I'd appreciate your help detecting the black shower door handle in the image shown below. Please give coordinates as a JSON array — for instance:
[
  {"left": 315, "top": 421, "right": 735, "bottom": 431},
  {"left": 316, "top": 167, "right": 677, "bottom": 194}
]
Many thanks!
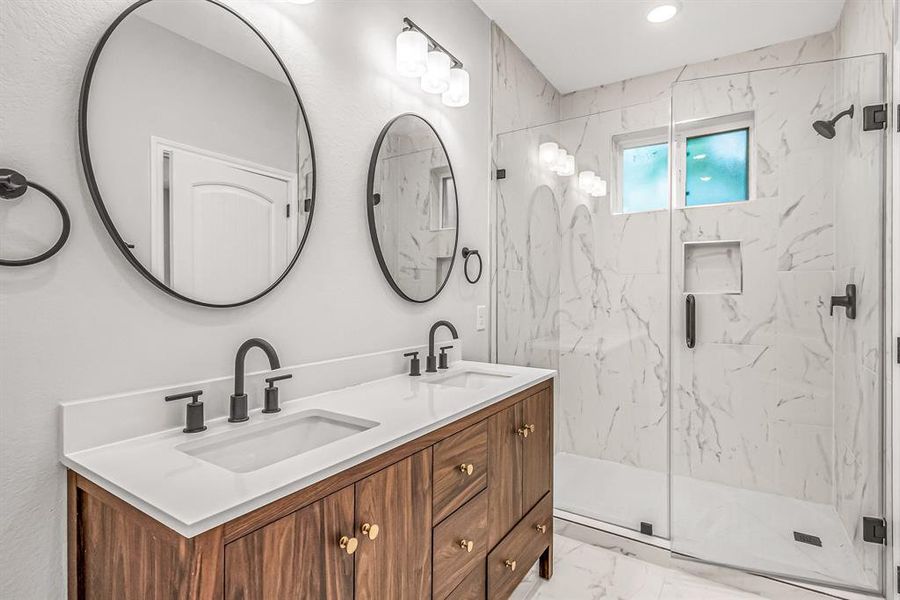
[{"left": 686, "top": 294, "right": 696, "bottom": 349}]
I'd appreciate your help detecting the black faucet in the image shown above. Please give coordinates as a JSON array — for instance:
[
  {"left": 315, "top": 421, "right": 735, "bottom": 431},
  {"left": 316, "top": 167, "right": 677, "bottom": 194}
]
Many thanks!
[
  {"left": 230, "top": 338, "right": 282, "bottom": 423},
  {"left": 830, "top": 284, "right": 857, "bottom": 319},
  {"left": 426, "top": 320, "right": 459, "bottom": 373}
]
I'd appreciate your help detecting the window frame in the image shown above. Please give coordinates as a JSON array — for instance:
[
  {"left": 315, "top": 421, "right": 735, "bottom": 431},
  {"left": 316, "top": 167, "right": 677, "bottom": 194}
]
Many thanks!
[
  {"left": 611, "top": 126, "right": 670, "bottom": 215},
  {"left": 673, "top": 112, "right": 755, "bottom": 210}
]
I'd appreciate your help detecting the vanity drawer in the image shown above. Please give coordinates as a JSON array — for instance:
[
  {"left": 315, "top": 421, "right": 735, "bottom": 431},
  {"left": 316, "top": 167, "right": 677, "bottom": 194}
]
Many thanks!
[
  {"left": 433, "top": 490, "right": 488, "bottom": 600},
  {"left": 486, "top": 492, "right": 552, "bottom": 599},
  {"left": 446, "top": 562, "right": 486, "bottom": 600},
  {"left": 433, "top": 420, "right": 488, "bottom": 524}
]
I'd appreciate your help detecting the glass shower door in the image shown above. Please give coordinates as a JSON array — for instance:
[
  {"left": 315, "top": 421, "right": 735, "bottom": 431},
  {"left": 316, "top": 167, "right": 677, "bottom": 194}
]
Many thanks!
[{"left": 669, "top": 54, "right": 885, "bottom": 593}]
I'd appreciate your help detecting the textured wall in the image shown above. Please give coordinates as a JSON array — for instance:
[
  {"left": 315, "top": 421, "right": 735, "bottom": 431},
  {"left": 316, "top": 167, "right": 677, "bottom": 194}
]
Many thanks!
[{"left": 0, "top": 1, "right": 491, "bottom": 598}]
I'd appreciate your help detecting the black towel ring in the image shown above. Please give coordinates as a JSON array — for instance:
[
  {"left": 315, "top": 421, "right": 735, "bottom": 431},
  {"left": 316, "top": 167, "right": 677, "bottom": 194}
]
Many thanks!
[
  {"left": 461, "top": 247, "right": 482, "bottom": 284},
  {"left": 0, "top": 168, "right": 71, "bottom": 267}
]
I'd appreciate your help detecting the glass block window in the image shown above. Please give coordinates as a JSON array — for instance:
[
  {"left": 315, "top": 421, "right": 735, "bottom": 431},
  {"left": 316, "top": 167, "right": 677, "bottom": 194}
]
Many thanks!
[
  {"left": 684, "top": 128, "right": 749, "bottom": 207},
  {"left": 621, "top": 142, "right": 668, "bottom": 213}
]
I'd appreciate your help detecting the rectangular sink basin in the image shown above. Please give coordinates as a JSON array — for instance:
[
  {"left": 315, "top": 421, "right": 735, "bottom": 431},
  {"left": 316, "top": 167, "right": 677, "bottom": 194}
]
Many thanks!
[
  {"left": 177, "top": 410, "right": 378, "bottom": 473},
  {"left": 427, "top": 370, "right": 513, "bottom": 389}
]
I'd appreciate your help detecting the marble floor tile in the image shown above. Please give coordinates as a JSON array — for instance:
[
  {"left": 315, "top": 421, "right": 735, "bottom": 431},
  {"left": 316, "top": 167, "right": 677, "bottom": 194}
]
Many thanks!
[{"left": 510, "top": 534, "right": 767, "bottom": 600}]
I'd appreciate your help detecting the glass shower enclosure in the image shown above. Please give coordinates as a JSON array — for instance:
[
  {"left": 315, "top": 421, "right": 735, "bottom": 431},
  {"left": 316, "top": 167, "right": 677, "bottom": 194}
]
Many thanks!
[{"left": 493, "top": 54, "right": 886, "bottom": 594}]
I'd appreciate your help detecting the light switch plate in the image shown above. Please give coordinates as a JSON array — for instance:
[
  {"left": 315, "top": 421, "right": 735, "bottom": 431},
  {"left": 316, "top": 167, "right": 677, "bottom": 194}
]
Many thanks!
[{"left": 475, "top": 305, "right": 486, "bottom": 331}]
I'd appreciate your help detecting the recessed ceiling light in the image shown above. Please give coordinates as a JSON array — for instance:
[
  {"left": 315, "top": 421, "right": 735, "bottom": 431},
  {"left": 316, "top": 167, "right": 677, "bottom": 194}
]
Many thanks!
[{"left": 647, "top": 4, "right": 678, "bottom": 23}]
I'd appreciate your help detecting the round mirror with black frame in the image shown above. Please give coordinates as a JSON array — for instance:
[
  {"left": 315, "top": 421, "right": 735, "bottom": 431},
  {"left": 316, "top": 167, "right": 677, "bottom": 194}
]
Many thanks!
[
  {"left": 367, "top": 114, "right": 459, "bottom": 303},
  {"left": 79, "top": 0, "right": 315, "bottom": 308}
]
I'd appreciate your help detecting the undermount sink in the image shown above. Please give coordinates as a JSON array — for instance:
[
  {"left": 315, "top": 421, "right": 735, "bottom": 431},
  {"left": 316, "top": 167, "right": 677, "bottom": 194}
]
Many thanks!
[
  {"left": 426, "top": 370, "right": 513, "bottom": 389},
  {"left": 177, "top": 410, "right": 378, "bottom": 473}
]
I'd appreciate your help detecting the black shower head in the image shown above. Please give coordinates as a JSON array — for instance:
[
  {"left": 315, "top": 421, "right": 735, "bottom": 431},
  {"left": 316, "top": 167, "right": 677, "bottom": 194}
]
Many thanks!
[{"left": 813, "top": 105, "right": 854, "bottom": 139}]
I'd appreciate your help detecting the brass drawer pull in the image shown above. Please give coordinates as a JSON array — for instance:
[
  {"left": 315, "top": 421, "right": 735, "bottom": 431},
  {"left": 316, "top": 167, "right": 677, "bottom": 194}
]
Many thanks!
[
  {"left": 338, "top": 535, "right": 358, "bottom": 555},
  {"left": 459, "top": 463, "right": 474, "bottom": 475},
  {"left": 504, "top": 559, "right": 517, "bottom": 571},
  {"left": 516, "top": 424, "right": 535, "bottom": 438},
  {"left": 535, "top": 523, "right": 547, "bottom": 534},
  {"left": 459, "top": 539, "right": 474, "bottom": 553},
  {"left": 361, "top": 522, "right": 380, "bottom": 540}
]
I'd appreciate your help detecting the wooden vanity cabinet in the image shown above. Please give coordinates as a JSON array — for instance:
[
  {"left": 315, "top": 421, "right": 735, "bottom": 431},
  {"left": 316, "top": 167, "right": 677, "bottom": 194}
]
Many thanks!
[{"left": 68, "top": 379, "right": 553, "bottom": 600}]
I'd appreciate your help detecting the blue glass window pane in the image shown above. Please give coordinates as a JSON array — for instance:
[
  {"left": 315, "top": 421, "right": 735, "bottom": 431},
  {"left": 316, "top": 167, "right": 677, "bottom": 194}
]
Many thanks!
[
  {"left": 685, "top": 128, "right": 749, "bottom": 206},
  {"left": 622, "top": 142, "right": 668, "bottom": 213}
]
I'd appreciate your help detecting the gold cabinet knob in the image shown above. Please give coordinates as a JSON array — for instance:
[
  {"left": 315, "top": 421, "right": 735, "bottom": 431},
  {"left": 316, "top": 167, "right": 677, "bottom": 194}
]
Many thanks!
[
  {"left": 361, "top": 522, "right": 380, "bottom": 540},
  {"left": 459, "top": 463, "right": 474, "bottom": 476},
  {"left": 535, "top": 524, "right": 547, "bottom": 534},
  {"left": 459, "top": 539, "right": 474, "bottom": 553},
  {"left": 339, "top": 536, "right": 358, "bottom": 555},
  {"left": 516, "top": 424, "right": 534, "bottom": 438},
  {"left": 504, "top": 559, "right": 517, "bottom": 571}
]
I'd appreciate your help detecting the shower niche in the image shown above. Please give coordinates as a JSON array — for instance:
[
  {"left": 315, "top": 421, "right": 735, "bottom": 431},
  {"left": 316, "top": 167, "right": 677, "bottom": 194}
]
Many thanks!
[
  {"left": 493, "top": 52, "right": 886, "bottom": 595},
  {"left": 682, "top": 240, "right": 742, "bottom": 295}
]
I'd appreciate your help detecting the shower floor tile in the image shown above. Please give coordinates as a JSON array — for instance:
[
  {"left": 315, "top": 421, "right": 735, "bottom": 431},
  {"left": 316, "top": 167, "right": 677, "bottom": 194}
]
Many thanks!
[
  {"left": 510, "top": 534, "right": 768, "bottom": 600},
  {"left": 554, "top": 453, "right": 874, "bottom": 592}
]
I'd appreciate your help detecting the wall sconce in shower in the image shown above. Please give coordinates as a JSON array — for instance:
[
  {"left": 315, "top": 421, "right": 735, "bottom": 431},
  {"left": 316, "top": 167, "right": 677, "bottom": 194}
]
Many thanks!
[{"left": 396, "top": 17, "right": 469, "bottom": 107}]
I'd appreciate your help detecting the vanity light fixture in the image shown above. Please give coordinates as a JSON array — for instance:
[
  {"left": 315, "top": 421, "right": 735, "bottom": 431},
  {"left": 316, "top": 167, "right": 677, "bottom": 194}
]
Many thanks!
[
  {"left": 578, "top": 170, "right": 596, "bottom": 191},
  {"left": 552, "top": 148, "right": 569, "bottom": 173},
  {"left": 646, "top": 3, "right": 679, "bottom": 23},
  {"left": 398, "top": 17, "right": 469, "bottom": 107},
  {"left": 590, "top": 178, "right": 608, "bottom": 198},
  {"left": 559, "top": 154, "right": 576, "bottom": 177}
]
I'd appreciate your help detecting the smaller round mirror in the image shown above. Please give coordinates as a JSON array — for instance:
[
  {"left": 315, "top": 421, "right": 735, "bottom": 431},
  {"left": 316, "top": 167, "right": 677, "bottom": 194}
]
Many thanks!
[{"left": 367, "top": 114, "right": 459, "bottom": 303}]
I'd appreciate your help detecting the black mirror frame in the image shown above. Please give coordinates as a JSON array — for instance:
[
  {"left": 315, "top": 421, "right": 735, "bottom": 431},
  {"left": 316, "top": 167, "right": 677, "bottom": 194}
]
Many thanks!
[
  {"left": 78, "top": 0, "right": 317, "bottom": 308},
  {"left": 366, "top": 113, "right": 459, "bottom": 304}
]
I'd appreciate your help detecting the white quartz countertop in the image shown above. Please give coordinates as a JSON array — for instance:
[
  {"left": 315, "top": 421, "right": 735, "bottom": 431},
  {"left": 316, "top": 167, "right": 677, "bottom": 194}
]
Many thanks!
[{"left": 62, "top": 361, "right": 554, "bottom": 538}]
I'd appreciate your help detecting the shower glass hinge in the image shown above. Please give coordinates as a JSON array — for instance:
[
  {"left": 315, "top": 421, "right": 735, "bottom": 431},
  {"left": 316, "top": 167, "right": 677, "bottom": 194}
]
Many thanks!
[
  {"left": 496, "top": 168, "right": 506, "bottom": 180},
  {"left": 863, "top": 516, "right": 886, "bottom": 544},
  {"left": 863, "top": 104, "right": 887, "bottom": 131}
]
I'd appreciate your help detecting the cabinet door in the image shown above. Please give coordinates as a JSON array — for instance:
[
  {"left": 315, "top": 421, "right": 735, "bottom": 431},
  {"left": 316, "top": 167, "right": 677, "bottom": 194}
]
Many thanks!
[
  {"left": 522, "top": 389, "right": 552, "bottom": 513},
  {"left": 224, "top": 486, "right": 355, "bottom": 600},
  {"left": 487, "top": 403, "right": 523, "bottom": 548},
  {"left": 355, "top": 449, "right": 432, "bottom": 600}
]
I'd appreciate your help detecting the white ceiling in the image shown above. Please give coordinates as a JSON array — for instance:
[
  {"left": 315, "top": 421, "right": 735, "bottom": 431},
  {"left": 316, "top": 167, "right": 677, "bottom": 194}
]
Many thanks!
[{"left": 474, "top": 0, "right": 846, "bottom": 94}]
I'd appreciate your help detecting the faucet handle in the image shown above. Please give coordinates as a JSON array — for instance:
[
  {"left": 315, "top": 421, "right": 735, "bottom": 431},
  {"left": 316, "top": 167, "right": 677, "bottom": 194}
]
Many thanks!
[
  {"left": 403, "top": 352, "right": 421, "bottom": 377},
  {"left": 265, "top": 373, "right": 293, "bottom": 385},
  {"left": 263, "top": 374, "right": 292, "bottom": 414},
  {"left": 165, "top": 390, "right": 206, "bottom": 434},
  {"left": 438, "top": 345, "right": 453, "bottom": 370}
]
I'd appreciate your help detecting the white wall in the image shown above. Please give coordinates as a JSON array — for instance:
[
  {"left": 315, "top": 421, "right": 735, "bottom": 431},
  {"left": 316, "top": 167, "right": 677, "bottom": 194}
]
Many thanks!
[{"left": 0, "top": 1, "right": 491, "bottom": 598}]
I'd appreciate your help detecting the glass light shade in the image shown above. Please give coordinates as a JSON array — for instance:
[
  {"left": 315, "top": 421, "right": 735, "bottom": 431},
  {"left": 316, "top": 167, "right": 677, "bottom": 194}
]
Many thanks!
[
  {"left": 590, "top": 177, "right": 608, "bottom": 197},
  {"left": 553, "top": 148, "right": 568, "bottom": 173},
  {"left": 578, "top": 170, "right": 596, "bottom": 191},
  {"left": 539, "top": 142, "right": 559, "bottom": 167},
  {"left": 421, "top": 51, "right": 452, "bottom": 94},
  {"left": 559, "top": 155, "right": 576, "bottom": 177},
  {"left": 396, "top": 30, "right": 428, "bottom": 78},
  {"left": 442, "top": 67, "right": 470, "bottom": 107}
]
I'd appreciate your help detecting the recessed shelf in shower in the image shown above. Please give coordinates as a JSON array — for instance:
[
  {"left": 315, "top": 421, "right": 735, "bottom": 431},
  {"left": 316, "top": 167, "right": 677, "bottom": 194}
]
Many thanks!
[{"left": 683, "top": 240, "right": 742, "bottom": 295}]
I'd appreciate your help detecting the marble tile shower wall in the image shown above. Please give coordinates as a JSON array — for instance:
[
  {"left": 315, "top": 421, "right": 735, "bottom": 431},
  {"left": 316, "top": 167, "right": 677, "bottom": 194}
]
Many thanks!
[{"left": 670, "top": 63, "right": 838, "bottom": 505}]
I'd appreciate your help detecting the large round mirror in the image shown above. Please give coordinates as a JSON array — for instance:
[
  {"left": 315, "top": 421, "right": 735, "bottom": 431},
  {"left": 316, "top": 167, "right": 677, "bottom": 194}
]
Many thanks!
[
  {"left": 367, "top": 114, "right": 459, "bottom": 303},
  {"left": 80, "top": 0, "right": 315, "bottom": 307}
]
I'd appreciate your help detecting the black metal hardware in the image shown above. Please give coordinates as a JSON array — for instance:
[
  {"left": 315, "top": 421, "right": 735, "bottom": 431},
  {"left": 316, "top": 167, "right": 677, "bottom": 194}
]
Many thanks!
[
  {"left": 793, "top": 531, "right": 822, "bottom": 547},
  {"left": 303, "top": 198, "right": 312, "bottom": 213},
  {"left": 401, "top": 17, "right": 463, "bottom": 69},
  {"left": 685, "top": 294, "right": 696, "bottom": 349},
  {"left": 863, "top": 104, "right": 887, "bottom": 131},
  {"left": 372, "top": 193, "right": 381, "bottom": 207},
  {"left": 263, "top": 373, "right": 292, "bottom": 414},
  {"left": 79, "top": 0, "right": 316, "bottom": 308},
  {"left": 830, "top": 283, "right": 857, "bottom": 319},
  {"left": 462, "top": 247, "right": 482, "bottom": 284},
  {"left": 230, "top": 338, "right": 281, "bottom": 423},
  {"left": 496, "top": 169, "right": 506, "bottom": 180},
  {"left": 897, "top": 104, "right": 899, "bottom": 133},
  {"left": 426, "top": 321, "right": 459, "bottom": 373},
  {"left": 863, "top": 516, "right": 886, "bottom": 544},
  {"left": 640, "top": 522, "right": 653, "bottom": 536},
  {"left": 367, "top": 114, "right": 458, "bottom": 304},
  {"left": 438, "top": 345, "right": 453, "bottom": 369},
  {"left": 0, "top": 168, "right": 71, "bottom": 267},
  {"left": 285, "top": 204, "right": 290, "bottom": 218},
  {"left": 404, "top": 351, "right": 421, "bottom": 377},
  {"left": 165, "top": 390, "right": 206, "bottom": 434},
  {"left": 896, "top": 337, "right": 899, "bottom": 364}
]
